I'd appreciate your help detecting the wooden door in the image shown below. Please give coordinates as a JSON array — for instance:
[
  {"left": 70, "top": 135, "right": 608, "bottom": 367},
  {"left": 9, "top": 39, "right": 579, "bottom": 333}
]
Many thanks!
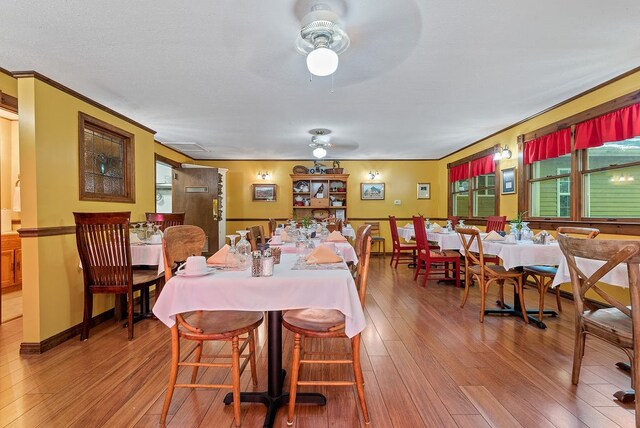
[
  {"left": 1, "top": 249, "right": 14, "bottom": 287},
  {"left": 172, "top": 167, "right": 220, "bottom": 255}
]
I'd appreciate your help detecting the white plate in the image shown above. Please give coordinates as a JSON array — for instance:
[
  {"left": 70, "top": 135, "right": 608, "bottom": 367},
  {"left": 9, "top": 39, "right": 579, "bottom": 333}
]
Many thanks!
[{"left": 176, "top": 267, "right": 217, "bottom": 277}]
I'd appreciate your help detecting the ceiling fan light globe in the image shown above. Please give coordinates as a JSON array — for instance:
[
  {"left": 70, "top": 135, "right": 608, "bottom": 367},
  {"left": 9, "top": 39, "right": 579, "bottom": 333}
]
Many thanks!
[
  {"left": 313, "top": 147, "right": 327, "bottom": 158},
  {"left": 307, "top": 48, "right": 339, "bottom": 76}
]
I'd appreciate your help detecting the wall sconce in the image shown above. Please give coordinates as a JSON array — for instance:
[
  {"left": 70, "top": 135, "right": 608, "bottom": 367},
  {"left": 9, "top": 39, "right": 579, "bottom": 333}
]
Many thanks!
[
  {"left": 257, "top": 171, "right": 271, "bottom": 180},
  {"left": 493, "top": 145, "right": 512, "bottom": 160},
  {"left": 368, "top": 170, "right": 380, "bottom": 180}
]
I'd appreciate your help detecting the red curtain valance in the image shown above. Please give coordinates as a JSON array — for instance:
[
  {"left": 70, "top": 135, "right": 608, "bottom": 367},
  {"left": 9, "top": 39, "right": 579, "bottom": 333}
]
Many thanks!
[
  {"left": 524, "top": 128, "right": 571, "bottom": 165},
  {"left": 449, "top": 163, "right": 469, "bottom": 183},
  {"left": 470, "top": 155, "right": 495, "bottom": 178},
  {"left": 574, "top": 103, "right": 640, "bottom": 150}
]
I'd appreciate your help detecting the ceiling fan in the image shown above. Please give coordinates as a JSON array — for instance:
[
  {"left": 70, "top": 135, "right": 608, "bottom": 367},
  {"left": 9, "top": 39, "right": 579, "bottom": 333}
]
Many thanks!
[{"left": 308, "top": 128, "right": 333, "bottom": 158}]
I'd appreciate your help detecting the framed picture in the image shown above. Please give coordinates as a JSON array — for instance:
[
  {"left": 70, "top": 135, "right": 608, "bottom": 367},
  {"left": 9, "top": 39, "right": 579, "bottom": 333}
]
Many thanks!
[
  {"left": 417, "top": 183, "right": 431, "bottom": 199},
  {"left": 335, "top": 209, "right": 346, "bottom": 221},
  {"left": 252, "top": 184, "right": 276, "bottom": 201},
  {"left": 361, "top": 183, "right": 385, "bottom": 200},
  {"left": 501, "top": 168, "right": 516, "bottom": 194}
]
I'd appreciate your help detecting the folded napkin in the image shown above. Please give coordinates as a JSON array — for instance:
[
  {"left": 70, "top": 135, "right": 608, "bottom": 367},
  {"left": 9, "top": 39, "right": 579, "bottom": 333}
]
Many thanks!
[
  {"left": 326, "top": 230, "right": 347, "bottom": 242},
  {"left": 280, "top": 230, "right": 290, "bottom": 242},
  {"left": 484, "top": 230, "right": 505, "bottom": 241},
  {"left": 306, "top": 245, "right": 342, "bottom": 264},
  {"left": 431, "top": 222, "right": 441, "bottom": 228},
  {"left": 130, "top": 232, "right": 142, "bottom": 244},
  {"left": 432, "top": 226, "right": 442, "bottom": 233},
  {"left": 404, "top": 223, "right": 413, "bottom": 228},
  {"left": 471, "top": 225, "right": 481, "bottom": 231},
  {"left": 207, "top": 244, "right": 229, "bottom": 265}
]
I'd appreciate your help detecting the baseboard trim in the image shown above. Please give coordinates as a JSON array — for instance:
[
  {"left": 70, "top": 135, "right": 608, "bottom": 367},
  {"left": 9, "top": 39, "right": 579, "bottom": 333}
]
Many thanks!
[{"left": 20, "top": 308, "right": 115, "bottom": 355}]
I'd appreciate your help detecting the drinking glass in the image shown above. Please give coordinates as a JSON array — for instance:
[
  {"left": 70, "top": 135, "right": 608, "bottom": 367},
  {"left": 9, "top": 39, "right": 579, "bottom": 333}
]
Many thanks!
[
  {"left": 235, "top": 230, "right": 251, "bottom": 270},
  {"left": 225, "top": 234, "right": 240, "bottom": 269}
]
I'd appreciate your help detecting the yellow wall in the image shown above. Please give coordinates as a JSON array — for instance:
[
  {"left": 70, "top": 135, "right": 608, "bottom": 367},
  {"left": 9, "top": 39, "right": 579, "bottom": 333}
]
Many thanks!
[
  {"left": 17, "top": 76, "right": 157, "bottom": 342},
  {"left": 196, "top": 159, "right": 441, "bottom": 246},
  {"left": 0, "top": 70, "right": 18, "bottom": 97}
]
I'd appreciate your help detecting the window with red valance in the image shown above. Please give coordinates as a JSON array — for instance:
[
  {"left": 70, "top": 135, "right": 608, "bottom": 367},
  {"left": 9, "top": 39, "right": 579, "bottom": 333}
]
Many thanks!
[
  {"left": 522, "top": 99, "right": 640, "bottom": 221},
  {"left": 448, "top": 152, "right": 498, "bottom": 218}
]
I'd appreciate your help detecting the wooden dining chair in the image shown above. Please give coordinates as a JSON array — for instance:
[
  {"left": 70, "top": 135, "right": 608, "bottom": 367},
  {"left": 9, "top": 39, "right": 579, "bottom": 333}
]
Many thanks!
[
  {"left": 268, "top": 218, "right": 277, "bottom": 237},
  {"left": 283, "top": 227, "right": 372, "bottom": 426},
  {"left": 523, "top": 227, "right": 600, "bottom": 322},
  {"left": 485, "top": 215, "right": 507, "bottom": 232},
  {"left": 247, "top": 225, "right": 267, "bottom": 251},
  {"left": 557, "top": 234, "right": 640, "bottom": 423},
  {"left": 388, "top": 216, "right": 417, "bottom": 268},
  {"left": 74, "top": 212, "right": 159, "bottom": 340},
  {"left": 457, "top": 227, "right": 527, "bottom": 323},
  {"left": 364, "top": 221, "right": 386, "bottom": 256},
  {"left": 145, "top": 212, "right": 185, "bottom": 231},
  {"left": 413, "top": 216, "right": 460, "bottom": 287},
  {"left": 159, "top": 225, "right": 263, "bottom": 428}
]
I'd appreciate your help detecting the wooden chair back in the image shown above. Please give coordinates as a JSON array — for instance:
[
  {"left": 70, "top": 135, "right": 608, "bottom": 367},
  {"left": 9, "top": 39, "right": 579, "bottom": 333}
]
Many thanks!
[
  {"left": 448, "top": 216, "right": 459, "bottom": 226},
  {"left": 388, "top": 216, "right": 401, "bottom": 247},
  {"left": 162, "top": 225, "right": 206, "bottom": 282},
  {"left": 268, "top": 218, "right": 277, "bottom": 237},
  {"left": 354, "top": 224, "right": 372, "bottom": 260},
  {"left": 412, "top": 215, "right": 428, "bottom": 253},
  {"left": 486, "top": 216, "right": 506, "bottom": 232},
  {"left": 364, "top": 221, "right": 380, "bottom": 235},
  {"left": 558, "top": 235, "right": 640, "bottom": 320},
  {"left": 74, "top": 212, "right": 133, "bottom": 293},
  {"left": 247, "top": 225, "right": 266, "bottom": 251},
  {"left": 557, "top": 226, "right": 600, "bottom": 239},
  {"left": 457, "top": 227, "right": 502, "bottom": 275},
  {"left": 355, "top": 236, "right": 373, "bottom": 307},
  {"left": 145, "top": 212, "right": 185, "bottom": 231}
]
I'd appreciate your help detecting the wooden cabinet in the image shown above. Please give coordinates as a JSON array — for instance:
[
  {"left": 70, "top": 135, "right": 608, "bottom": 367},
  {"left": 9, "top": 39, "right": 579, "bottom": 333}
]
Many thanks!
[
  {"left": 290, "top": 174, "right": 349, "bottom": 221},
  {"left": 1, "top": 234, "right": 21, "bottom": 291}
]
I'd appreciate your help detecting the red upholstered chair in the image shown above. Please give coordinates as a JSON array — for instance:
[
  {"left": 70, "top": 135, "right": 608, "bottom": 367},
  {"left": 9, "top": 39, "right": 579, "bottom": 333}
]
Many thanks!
[
  {"left": 413, "top": 216, "right": 460, "bottom": 288},
  {"left": 447, "top": 216, "right": 459, "bottom": 226},
  {"left": 389, "top": 216, "right": 417, "bottom": 268},
  {"left": 485, "top": 216, "right": 507, "bottom": 232}
]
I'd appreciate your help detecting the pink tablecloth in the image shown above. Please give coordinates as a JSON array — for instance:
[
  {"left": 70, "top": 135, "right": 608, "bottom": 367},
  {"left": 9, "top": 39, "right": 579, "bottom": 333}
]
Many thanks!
[
  {"left": 153, "top": 253, "right": 366, "bottom": 338},
  {"left": 130, "top": 243, "right": 165, "bottom": 275}
]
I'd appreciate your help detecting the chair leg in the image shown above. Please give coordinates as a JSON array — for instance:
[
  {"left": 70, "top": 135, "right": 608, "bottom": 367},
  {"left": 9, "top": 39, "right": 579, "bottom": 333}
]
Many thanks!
[
  {"left": 480, "top": 277, "right": 488, "bottom": 323},
  {"left": 555, "top": 284, "right": 563, "bottom": 313},
  {"left": 454, "top": 260, "right": 460, "bottom": 288},
  {"left": 160, "top": 326, "right": 180, "bottom": 425},
  {"left": 389, "top": 249, "right": 395, "bottom": 266},
  {"left": 231, "top": 336, "right": 241, "bottom": 427},
  {"left": 421, "top": 263, "right": 430, "bottom": 287},
  {"left": 516, "top": 278, "right": 528, "bottom": 324},
  {"left": 460, "top": 270, "right": 471, "bottom": 308},
  {"left": 81, "top": 291, "right": 93, "bottom": 340},
  {"left": 537, "top": 276, "right": 546, "bottom": 321},
  {"left": 351, "top": 334, "right": 370, "bottom": 424},
  {"left": 127, "top": 291, "right": 134, "bottom": 340},
  {"left": 249, "top": 330, "right": 258, "bottom": 386},
  {"left": 572, "top": 328, "right": 586, "bottom": 385},
  {"left": 190, "top": 341, "right": 203, "bottom": 383},
  {"left": 413, "top": 259, "right": 421, "bottom": 281},
  {"left": 287, "top": 334, "right": 303, "bottom": 426}
]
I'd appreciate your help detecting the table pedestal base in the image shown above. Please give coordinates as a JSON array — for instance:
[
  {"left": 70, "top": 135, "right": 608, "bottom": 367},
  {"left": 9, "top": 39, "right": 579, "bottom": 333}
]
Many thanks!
[
  {"left": 613, "top": 362, "right": 635, "bottom": 403},
  {"left": 485, "top": 300, "right": 557, "bottom": 329},
  {"left": 224, "top": 388, "right": 326, "bottom": 428}
]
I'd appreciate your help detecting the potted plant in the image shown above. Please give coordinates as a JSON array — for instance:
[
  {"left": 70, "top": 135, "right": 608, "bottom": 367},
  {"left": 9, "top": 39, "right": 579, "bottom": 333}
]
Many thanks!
[{"left": 509, "top": 211, "right": 528, "bottom": 240}]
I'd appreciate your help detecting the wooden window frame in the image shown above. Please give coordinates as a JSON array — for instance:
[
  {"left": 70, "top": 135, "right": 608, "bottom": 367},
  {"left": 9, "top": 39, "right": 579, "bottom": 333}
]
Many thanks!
[
  {"left": 79, "top": 112, "right": 135, "bottom": 203},
  {"left": 517, "top": 90, "right": 640, "bottom": 234},
  {"left": 447, "top": 146, "right": 500, "bottom": 222}
]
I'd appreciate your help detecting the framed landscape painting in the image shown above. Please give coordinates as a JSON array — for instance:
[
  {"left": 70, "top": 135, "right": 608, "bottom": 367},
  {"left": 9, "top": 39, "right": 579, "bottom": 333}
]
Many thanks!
[
  {"left": 361, "top": 183, "right": 385, "bottom": 200},
  {"left": 252, "top": 184, "right": 276, "bottom": 201}
]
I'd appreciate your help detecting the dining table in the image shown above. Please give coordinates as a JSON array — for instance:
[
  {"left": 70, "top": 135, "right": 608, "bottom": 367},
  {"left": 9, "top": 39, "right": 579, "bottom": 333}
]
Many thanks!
[
  {"left": 461, "top": 238, "right": 564, "bottom": 328},
  {"left": 275, "top": 239, "right": 358, "bottom": 264},
  {"left": 152, "top": 252, "right": 365, "bottom": 428}
]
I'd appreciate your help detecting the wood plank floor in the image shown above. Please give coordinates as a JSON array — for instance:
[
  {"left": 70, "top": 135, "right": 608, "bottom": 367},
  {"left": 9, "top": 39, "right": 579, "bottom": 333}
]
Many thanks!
[{"left": 0, "top": 256, "right": 636, "bottom": 427}]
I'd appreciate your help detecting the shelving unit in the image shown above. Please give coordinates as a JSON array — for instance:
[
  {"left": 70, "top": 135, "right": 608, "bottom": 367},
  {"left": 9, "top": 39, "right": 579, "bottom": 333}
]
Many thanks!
[{"left": 290, "top": 174, "right": 349, "bottom": 221}]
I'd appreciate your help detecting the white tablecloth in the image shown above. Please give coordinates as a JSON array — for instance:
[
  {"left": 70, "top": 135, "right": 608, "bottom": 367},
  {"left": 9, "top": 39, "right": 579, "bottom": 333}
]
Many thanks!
[
  {"left": 461, "top": 240, "right": 563, "bottom": 270},
  {"left": 552, "top": 257, "right": 630, "bottom": 288},
  {"left": 427, "top": 231, "right": 468, "bottom": 250},
  {"left": 342, "top": 225, "right": 355, "bottom": 239},
  {"left": 131, "top": 243, "right": 165, "bottom": 275},
  {"left": 276, "top": 241, "right": 358, "bottom": 264},
  {"left": 153, "top": 253, "right": 366, "bottom": 338}
]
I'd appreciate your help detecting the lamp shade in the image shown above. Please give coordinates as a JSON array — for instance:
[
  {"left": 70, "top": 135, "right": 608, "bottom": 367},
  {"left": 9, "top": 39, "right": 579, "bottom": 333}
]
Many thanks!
[
  {"left": 313, "top": 147, "right": 327, "bottom": 158},
  {"left": 306, "top": 47, "right": 339, "bottom": 77}
]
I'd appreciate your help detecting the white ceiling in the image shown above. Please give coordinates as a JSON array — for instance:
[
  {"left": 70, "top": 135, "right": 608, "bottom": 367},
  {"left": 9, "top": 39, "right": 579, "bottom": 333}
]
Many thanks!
[{"left": 1, "top": 1, "right": 639, "bottom": 160}]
